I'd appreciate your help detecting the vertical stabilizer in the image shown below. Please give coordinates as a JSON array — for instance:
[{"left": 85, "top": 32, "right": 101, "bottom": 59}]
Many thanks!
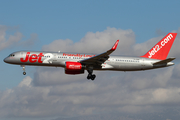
[{"left": 141, "top": 33, "right": 177, "bottom": 60}]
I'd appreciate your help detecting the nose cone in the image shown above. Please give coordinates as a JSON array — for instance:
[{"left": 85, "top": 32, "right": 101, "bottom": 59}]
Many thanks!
[
  {"left": 4, "top": 57, "right": 8, "bottom": 63},
  {"left": 4, "top": 57, "right": 10, "bottom": 63}
]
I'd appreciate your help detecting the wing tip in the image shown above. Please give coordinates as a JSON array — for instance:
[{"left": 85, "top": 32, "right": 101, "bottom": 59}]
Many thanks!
[{"left": 110, "top": 40, "right": 119, "bottom": 51}]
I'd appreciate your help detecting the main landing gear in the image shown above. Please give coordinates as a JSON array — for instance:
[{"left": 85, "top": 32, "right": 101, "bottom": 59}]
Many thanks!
[
  {"left": 87, "top": 66, "right": 96, "bottom": 81},
  {"left": 21, "top": 65, "right": 26, "bottom": 75},
  {"left": 87, "top": 74, "right": 96, "bottom": 80}
]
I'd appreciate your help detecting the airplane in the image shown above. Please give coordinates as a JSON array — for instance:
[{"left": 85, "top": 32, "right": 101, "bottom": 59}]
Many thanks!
[{"left": 4, "top": 33, "right": 177, "bottom": 80}]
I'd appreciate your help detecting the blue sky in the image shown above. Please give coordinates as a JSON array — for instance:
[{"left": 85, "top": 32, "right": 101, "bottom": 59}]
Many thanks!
[
  {"left": 0, "top": 0, "right": 180, "bottom": 120},
  {"left": 1, "top": 0, "right": 179, "bottom": 43}
]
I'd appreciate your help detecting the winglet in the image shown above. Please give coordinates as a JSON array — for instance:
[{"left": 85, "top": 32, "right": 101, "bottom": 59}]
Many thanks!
[{"left": 111, "top": 40, "right": 119, "bottom": 51}]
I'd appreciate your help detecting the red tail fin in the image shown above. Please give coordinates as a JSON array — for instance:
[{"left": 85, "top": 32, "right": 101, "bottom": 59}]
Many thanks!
[{"left": 141, "top": 33, "right": 177, "bottom": 60}]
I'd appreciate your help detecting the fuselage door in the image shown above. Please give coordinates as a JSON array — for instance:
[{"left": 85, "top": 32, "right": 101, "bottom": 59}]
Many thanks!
[
  {"left": 111, "top": 58, "right": 115, "bottom": 64},
  {"left": 52, "top": 53, "right": 58, "bottom": 64},
  {"left": 21, "top": 52, "right": 23, "bottom": 57},
  {"left": 141, "top": 58, "right": 145, "bottom": 70},
  {"left": 53, "top": 54, "right": 57, "bottom": 60}
]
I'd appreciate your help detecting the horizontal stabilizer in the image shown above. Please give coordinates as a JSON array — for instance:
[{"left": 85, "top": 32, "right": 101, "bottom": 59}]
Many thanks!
[{"left": 153, "top": 57, "right": 175, "bottom": 65}]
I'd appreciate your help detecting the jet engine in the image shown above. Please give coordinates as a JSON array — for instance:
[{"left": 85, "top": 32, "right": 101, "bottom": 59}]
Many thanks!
[{"left": 65, "top": 61, "right": 85, "bottom": 74}]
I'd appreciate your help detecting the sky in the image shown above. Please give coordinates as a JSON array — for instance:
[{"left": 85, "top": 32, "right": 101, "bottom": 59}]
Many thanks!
[{"left": 0, "top": 0, "right": 180, "bottom": 120}]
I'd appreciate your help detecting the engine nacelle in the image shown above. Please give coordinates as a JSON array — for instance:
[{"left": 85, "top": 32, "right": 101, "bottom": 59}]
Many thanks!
[{"left": 65, "top": 61, "right": 84, "bottom": 74}]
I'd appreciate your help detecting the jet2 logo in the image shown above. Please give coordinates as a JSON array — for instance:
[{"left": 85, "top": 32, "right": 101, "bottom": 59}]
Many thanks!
[
  {"left": 20, "top": 52, "right": 44, "bottom": 63},
  {"left": 148, "top": 34, "right": 173, "bottom": 58}
]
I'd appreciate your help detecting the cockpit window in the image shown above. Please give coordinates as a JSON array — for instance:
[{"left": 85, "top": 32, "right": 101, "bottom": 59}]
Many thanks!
[{"left": 9, "top": 54, "right": 15, "bottom": 57}]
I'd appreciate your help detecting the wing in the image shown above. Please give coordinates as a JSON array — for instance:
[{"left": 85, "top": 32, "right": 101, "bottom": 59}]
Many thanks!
[{"left": 80, "top": 40, "right": 119, "bottom": 66}]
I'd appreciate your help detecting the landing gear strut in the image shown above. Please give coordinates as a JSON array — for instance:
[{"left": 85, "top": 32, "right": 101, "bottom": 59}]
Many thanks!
[
  {"left": 87, "top": 66, "right": 96, "bottom": 80},
  {"left": 21, "top": 65, "right": 26, "bottom": 75}
]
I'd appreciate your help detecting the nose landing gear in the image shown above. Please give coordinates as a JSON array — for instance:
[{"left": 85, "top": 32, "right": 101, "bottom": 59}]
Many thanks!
[
  {"left": 23, "top": 71, "right": 26, "bottom": 75},
  {"left": 21, "top": 65, "right": 26, "bottom": 75}
]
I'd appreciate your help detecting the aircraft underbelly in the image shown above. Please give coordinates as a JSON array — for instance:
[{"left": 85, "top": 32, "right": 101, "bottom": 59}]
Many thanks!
[
  {"left": 117, "top": 63, "right": 143, "bottom": 71},
  {"left": 101, "top": 62, "right": 153, "bottom": 71}
]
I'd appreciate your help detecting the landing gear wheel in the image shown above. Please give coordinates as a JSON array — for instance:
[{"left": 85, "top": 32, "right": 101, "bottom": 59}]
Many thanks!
[
  {"left": 23, "top": 72, "right": 26, "bottom": 75},
  {"left": 87, "top": 74, "right": 91, "bottom": 80},
  {"left": 91, "top": 74, "right": 96, "bottom": 81},
  {"left": 87, "top": 74, "right": 96, "bottom": 80},
  {"left": 21, "top": 65, "right": 26, "bottom": 75},
  {"left": 87, "top": 66, "right": 96, "bottom": 80}
]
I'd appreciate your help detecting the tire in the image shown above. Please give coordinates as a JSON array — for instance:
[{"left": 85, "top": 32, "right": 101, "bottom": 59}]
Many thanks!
[
  {"left": 87, "top": 74, "right": 91, "bottom": 79},
  {"left": 91, "top": 74, "right": 96, "bottom": 80}
]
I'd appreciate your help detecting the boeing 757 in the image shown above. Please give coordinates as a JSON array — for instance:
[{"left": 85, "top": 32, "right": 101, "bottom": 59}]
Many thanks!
[{"left": 4, "top": 33, "right": 177, "bottom": 80}]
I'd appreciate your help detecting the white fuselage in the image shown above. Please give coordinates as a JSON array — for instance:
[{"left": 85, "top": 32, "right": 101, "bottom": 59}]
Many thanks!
[{"left": 4, "top": 51, "right": 174, "bottom": 71}]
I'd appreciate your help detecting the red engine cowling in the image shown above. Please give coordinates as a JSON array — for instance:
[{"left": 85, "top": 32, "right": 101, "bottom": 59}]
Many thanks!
[{"left": 65, "top": 61, "right": 84, "bottom": 74}]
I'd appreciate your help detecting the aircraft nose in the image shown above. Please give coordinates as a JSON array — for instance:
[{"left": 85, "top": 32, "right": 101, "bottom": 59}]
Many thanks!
[{"left": 4, "top": 57, "right": 8, "bottom": 63}]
